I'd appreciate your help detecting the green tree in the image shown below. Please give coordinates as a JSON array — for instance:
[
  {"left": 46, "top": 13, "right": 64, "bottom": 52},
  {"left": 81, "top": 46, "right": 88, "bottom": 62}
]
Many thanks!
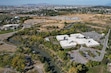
[
  {"left": 11, "top": 54, "right": 25, "bottom": 72},
  {"left": 86, "top": 61, "right": 100, "bottom": 68},
  {"left": 68, "top": 67, "right": 78, "bottom": 73},
  {"left": 44, "top": 62, "right": 50, "bottom": 72}
]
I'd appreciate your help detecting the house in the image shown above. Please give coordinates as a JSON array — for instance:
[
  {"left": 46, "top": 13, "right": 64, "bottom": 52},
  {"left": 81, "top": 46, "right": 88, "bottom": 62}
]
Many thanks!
[
  {"left": 1, "top": 24, "right": 20, "bottom": 30},
  {"left": 14, "top": 16, "right": 20, "bottom": 19}
]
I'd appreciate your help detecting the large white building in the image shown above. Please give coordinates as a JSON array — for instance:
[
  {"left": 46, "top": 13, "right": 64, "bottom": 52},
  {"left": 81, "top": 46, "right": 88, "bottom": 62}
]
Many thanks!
[
  {"left": 70, "top": 33, "right": 85, "bottom": 38},
  {"left": 56, "top": 33, "right": 100, "bottom": 49},
  {"left": 60, "top": 40, "right": 77, "bottom": 49},
  {"left": 56, "top": 35, "right": 69, "bottom": 41},
  {"left": 85, "top": 39, "right": 100, "bottom": 47}
]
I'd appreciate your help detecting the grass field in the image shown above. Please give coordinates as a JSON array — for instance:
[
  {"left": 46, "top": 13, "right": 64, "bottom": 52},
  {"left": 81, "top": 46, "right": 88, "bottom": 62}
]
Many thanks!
[
  {"left": 23, "top": 13, "right": 111, "bottom": 32},
  {"left": 0, "top": 28, "right": 21, "bottom": 34},
  {"left": 87, "top": 65, "right": 110, "bottom": 73},
  {"left": 0, "top": 30, "right": 14, "bottom": 34}
]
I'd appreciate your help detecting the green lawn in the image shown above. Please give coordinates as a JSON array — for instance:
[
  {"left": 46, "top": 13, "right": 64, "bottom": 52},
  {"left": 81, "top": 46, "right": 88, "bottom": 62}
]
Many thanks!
[
  {"left": 0, "top": 30, "right": 14, "bottom": 34},
  {"left": 87, "top": 65, "right": 110, "bottom": 73}
]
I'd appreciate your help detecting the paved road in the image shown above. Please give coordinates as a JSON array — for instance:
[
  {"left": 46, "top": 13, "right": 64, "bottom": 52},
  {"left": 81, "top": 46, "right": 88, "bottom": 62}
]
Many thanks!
[
  {"left": 0, "top": 32, "right": 16, "bottom": 41},
  {"left": 4, "top": 68, "right": 9, "bottom": 73},
  {"left": 0, "top": 23, "right": 30, "bottom": 41},
  {"left": 98, "top": 29, "right": 110, "bottom": 61}
]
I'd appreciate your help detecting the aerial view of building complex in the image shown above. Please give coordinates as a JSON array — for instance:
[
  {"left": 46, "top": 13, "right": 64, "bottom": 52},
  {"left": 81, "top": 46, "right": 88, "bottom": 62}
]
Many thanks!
[{"left": 0, "top": 0, "right": 111, "bottom": 73}]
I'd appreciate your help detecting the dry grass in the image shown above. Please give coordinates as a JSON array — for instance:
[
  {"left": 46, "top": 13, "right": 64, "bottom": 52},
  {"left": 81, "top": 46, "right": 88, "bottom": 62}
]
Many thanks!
[
  {"left": 0, "top": 32, "right": 15, "bottom": 41},
  {"left": 49, "top": 14, "right": 111, "bottom": 25},
  {"left": 0, "top": 43, "right": 16, "bottom": 52},
  {"left": 0, "top": 67, "right": 4, "bottom": 73},
  {"left": 23, "top": 13, "right": 111, "bottom": 32}
]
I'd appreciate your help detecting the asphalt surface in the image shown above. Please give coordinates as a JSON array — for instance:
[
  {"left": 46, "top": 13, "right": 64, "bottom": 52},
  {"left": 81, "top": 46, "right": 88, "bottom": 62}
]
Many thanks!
[
  {"left": 70, "top": 50, "right": 88, "bottom": 64},
  {"left": 70, "top": 29, "right": 110, "bottom": 63},
  {"left": 98, "top": 29, "right": 110, "bottom": 61},
  {"left": 81, "top": 29, "right": 110, "bottom": 61}
]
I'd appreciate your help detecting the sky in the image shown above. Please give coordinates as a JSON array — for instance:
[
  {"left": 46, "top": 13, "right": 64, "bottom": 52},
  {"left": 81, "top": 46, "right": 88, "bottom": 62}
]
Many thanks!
[{"left": 0, "top": 0, "right": 111, "bottom": 6}]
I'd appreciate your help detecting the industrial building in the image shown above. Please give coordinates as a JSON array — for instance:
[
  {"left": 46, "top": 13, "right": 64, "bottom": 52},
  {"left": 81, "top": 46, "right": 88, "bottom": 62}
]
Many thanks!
[
  {"left": 60, "top": 40, "right": 77, "bottom": 49},
  {"left": 56, "top": 33, "right": 100, "bottom": 49},
  {"left": 56, "top": 35, "right": 69, "bottom": 41}
]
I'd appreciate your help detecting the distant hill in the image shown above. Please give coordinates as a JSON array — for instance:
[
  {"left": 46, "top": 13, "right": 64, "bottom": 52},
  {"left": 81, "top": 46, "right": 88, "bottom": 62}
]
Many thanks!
[
  {"left": 91, "top": 5, "right": 111, "bottom": 8},
  {"left": 21, "top": 3, "right": 52, "bottom": 7},
  {"left": 105, "top": 3, "right": 111, "bottom": 6},
  {"left": 1, "top": 3, "right": 111, "bottom": 8}
]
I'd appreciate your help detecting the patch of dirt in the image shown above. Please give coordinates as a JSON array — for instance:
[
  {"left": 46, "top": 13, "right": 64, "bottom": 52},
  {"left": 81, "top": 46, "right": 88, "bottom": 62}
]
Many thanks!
[
  {"left": 0, "top": 67, "right": 4, "bottom": 73},
  {"left": 0, "top": 32, "right": 15, "bottom": 41},
  {"left": 23, "top": 13, "right": 111, "bottom": 32},
  {"left": 0, "top": 43, "right": 16, "bottom": 52}
]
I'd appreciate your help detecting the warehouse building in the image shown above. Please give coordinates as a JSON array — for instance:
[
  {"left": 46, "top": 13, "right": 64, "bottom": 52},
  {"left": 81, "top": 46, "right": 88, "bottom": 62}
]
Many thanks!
[
  {"left": 60, "top": 40, "right": 77, "bottom": 49},
  {"left": 56, "top": 35, "right": 69, "bottom": 41},
  {"left": 56, "top": 33, "right": 100, "bottom": 49}
]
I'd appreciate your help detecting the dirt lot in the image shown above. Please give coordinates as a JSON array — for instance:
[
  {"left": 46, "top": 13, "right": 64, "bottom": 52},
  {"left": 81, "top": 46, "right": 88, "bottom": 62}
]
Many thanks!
[
  {"left": 0, "top": 43, "right": 16, "bottom": 52},
  {"left": 0, "top": 32, "right": 17, "bottom": 52},
  {"left": 0, "top": 67, "right": 17, "bottom": 73},
  {"left": 48, "top": 14, "right": 111, "bottom": 25},
  {"left": 0, "top": 32, "right": 15, "bottom": 41},
  {"left": 0, "top": 67, "right": 4, "bottom": 73},
  {"left": 23, "top": 13, "right": 111, "bottom": 32}
]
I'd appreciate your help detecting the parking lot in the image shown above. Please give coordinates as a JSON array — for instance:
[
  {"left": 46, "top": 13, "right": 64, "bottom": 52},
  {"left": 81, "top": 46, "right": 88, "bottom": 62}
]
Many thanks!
[{"left": 69, "top": 30, "right": 110, "bottom": 64}]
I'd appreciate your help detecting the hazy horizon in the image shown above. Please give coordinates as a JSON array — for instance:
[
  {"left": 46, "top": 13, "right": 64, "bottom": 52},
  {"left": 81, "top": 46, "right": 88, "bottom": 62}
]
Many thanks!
[{"left": 0, "top": 0, "right": 111, "bottom": 6}]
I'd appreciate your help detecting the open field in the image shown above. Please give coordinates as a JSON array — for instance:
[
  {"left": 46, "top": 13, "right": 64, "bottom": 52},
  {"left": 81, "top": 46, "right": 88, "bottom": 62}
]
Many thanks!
[
  {"left": 0, "top": 32, "right": 16, "bottom": 41},
  {"left": 23, "top": 13, "right": 111, "bottom": 32},
  {"left": 0, "top": 67, "right": 4, "bottom": 73},
  {"left": 0, "top": 13, "right": 110, "bottom": 53},
  {"left": 0, "top": 31, "right": 17, "bottom": 52},
  {"left": 87, "top": 65, "right": 110, "bottom": 73},
  {"left": 49, "top": 14, "right": 111, "bottom": 25},
  {"left": 0, "top": 43, "right": 16, "bottom": 52},
  {"left": 1, "top": 14, "right": 110, "bottom": 73}
]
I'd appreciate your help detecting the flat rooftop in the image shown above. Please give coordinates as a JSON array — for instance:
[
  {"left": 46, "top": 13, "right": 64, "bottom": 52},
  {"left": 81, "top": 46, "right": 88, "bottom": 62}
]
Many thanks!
[{"left": 57, "top": 33, "right": 100, "bottom": 49}]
